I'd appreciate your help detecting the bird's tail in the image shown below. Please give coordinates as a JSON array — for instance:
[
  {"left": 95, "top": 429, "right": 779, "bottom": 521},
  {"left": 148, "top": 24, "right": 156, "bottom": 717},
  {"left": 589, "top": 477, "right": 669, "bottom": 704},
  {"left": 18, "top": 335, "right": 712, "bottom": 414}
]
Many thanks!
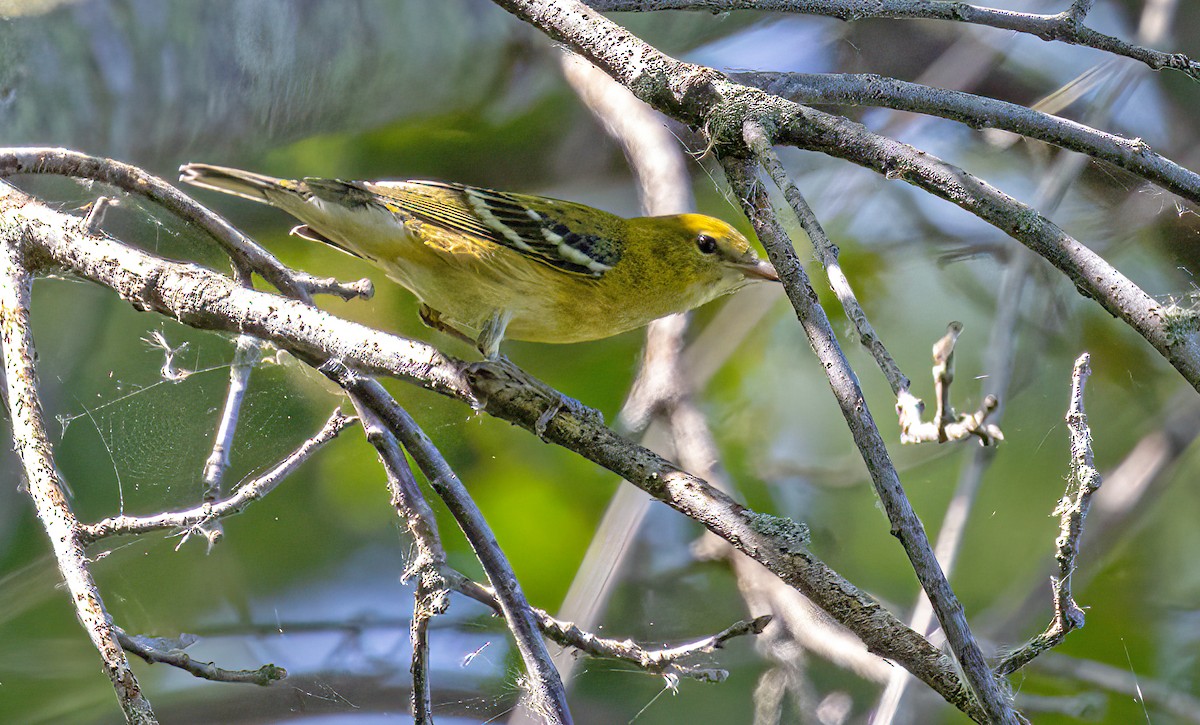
[{"left": 178, "top": 163, "right": 305, "bottom": 205}]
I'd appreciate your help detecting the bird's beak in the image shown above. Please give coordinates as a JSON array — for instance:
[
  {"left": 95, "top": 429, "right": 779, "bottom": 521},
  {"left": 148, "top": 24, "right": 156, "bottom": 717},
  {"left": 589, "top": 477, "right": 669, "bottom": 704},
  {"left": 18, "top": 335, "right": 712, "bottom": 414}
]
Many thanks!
[{"left": 735, "top": 258, "right": 780, "bottom": 282}]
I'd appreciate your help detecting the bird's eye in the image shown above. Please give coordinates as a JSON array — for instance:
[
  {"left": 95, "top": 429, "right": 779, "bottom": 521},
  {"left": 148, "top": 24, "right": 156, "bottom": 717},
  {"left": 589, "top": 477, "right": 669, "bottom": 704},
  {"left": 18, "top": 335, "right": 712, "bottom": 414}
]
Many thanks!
[{"left": 696, "top": 234, "right": 718, "bottom": 254}]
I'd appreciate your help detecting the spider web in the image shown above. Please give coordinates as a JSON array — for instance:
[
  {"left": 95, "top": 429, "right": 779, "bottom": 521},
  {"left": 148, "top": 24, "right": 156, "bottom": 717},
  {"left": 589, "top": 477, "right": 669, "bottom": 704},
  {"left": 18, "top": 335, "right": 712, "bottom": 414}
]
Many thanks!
[{"left": 55, "top": 328, "right": 326, "bottom": 517}]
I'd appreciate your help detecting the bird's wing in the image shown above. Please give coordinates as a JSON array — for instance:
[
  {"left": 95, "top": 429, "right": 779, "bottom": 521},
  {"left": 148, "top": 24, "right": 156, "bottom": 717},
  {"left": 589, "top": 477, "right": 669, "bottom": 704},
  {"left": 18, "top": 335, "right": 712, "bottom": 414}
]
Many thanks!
[{"left": 314, "top": 179, "right": 623, "bottom": 277}]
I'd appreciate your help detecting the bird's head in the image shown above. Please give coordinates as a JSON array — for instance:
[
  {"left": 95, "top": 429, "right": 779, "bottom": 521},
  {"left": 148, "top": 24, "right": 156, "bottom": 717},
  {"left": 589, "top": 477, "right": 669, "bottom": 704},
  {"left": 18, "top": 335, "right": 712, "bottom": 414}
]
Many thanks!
[{"left": 645, "top": 214, "right": 779, "bottom": 297}]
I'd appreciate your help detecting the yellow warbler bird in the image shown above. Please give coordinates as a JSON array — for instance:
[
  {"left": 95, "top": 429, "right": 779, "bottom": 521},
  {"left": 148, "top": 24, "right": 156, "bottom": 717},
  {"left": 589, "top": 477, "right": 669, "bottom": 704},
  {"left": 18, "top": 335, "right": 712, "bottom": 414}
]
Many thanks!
[{"left": 179, "top": 164, "right": 778, "bottom": 358}]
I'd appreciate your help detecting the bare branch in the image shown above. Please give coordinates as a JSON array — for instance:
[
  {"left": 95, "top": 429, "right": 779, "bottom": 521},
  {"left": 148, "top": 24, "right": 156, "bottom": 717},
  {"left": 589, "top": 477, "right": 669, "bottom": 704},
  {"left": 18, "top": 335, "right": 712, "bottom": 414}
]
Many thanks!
[
  {"left": 196, "top": 330, "right": 263, "bottom": 549},
  {"left": 587, "top": 0, "right": 1198, "bottom": 78},
  {"left": 772, "top": 115, "right": 1200, "bottom": 390},
  {"left": 80, "top": 409, "right": 355, "bottom": 545},
  {"left": 0, "top": 225, "right": 156, "bottom": 723},
  {"left": 351, "top": 394, "right": 447, "bottom": 725},
  {"left": 0, "top": 147, "right": 372, "bottom": 302},
  {"left": 996, "top": 354, "right": 1100, "bottom": 676},
  {"left": 720, "top": 153, "right": 1012, "bottom": 723},
  {"left": 742, "top": 120, "right": 909, "bottom": 395},
  {"left": 449, "top": 570, "right": 769, "bottom": 682},
  {"left": 117, "top": 628, "right": 286, "bottom": 686},
  {"left": 993, "top": 400, "right": 1200, "bottom": 646},
  {"left": 728, "top": 72, "right": 1200, "bottom": 208},
  {"left": 329, "top": 371, "right": 572, "bottom": 725}
]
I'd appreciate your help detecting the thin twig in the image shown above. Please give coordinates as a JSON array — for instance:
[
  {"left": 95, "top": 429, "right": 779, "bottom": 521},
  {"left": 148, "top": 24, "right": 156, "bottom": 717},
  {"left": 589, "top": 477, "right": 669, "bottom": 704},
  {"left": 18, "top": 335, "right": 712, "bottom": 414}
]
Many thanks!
[
  {"left": 721, "top": 154, "right": 1012, "bottom": 723},
  {"left": 117, "top": 628, "right": 286, "bottom": 686},
  {"left": 995, "top": 354, "right": 1099, "bottom": 676},
  {"left": 587, "top": 0, "right": 1198, "bottom": 78},
  {"left": 448, "top": 570, "right": 769, "bottom": 682},
  {"left": 990, "top": 400, "right": 1200, "bottom": 643},
  {"left": 330, "top": 372, "right": 572, "bottom": 725},
  {"left": 351, "top": 396, "right": 447, "bottom": 725},
  {"left": 742, "top": 120, "right": 908, "bottom": 395},
  {"left": 80, "top": 409, "right": 355, "bottom": 545},
  {"left": 729, "top": 72, "right": 1200, "bottom": 208},
  {"left": 0, "top": 231, "right": 156, "bottom": 723},
  {"left": 0, "top": 147, "right": 373, "bottom": 302},
  {"left": 197, "top": 326, "right": 263, "bottom": 549}
]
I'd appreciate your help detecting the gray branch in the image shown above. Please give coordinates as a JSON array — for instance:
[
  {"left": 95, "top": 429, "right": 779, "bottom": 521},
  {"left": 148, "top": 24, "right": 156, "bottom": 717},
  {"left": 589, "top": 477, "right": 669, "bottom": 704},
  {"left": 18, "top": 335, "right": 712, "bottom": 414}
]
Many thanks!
[
  {"left": 452, "top": 571, "right": 768, "bottom": 682},
  {"left": 587, "top": 0, "right": 1199, "bottom": 78},
  {"left": 0, "top": 219, "right": 156, "bottom": 723},
  {"left": 351, "top": 396, "right": 447, "bottom": 725},
  {"left": 996, "top": 354, "right": 1100, "bottom": 676},
  {"left": 330, "top": 372, "right": 572, "bottom": 725},
  {"left": 80, "top": 409, "right": 355, "bottom": 545},
  {"left": 728, "top": 72, "right": 1200, "bottom": 208},
  {"left": 0, "top": 148, "right": 374, "bottom": 302},
  {"left": 721, "top": 154, "right": 1012, "bottom": 722},
  {"left": 117, "top": 628, "right": 286, "bottom": 686}
]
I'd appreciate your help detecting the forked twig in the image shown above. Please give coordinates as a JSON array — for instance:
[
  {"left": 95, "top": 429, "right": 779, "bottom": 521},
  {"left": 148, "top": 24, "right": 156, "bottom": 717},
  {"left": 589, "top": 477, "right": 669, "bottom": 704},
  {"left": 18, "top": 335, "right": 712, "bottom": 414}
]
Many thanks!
[{"left": 996, "top": 354, "right": 1100, "bottom": 676}]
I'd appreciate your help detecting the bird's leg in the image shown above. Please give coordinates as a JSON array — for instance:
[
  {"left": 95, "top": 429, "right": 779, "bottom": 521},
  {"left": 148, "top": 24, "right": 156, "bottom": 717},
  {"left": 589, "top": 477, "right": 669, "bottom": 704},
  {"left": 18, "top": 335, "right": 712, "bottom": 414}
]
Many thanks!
[
  {"left": 418, "top": 304, "right": 476, "bottom": 347},
  {"left": 476, "top": 309, "right": 513, "bottom": 361},
  {"left": 474, "top": 309, "right": 575, "bottom": 436}
]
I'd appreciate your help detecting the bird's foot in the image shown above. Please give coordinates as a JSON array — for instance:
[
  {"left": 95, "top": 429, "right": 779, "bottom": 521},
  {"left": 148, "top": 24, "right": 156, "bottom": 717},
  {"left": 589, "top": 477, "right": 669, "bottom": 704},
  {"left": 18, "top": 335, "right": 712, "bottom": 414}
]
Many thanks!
[{"left": 418, "top": 304, "right": 476, "bottom": 347}]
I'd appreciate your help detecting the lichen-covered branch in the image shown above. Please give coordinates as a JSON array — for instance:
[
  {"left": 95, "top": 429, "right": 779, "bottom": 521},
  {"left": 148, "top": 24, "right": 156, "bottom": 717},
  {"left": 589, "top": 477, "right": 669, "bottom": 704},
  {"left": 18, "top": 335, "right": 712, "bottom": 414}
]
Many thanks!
[
  {"left": 588, "top": 0, "right": 1199, "bottom": 78},
  {"left": 995, "top": 354, "right": 1100, "bottom": 676},
  {"left": 0, "top": 215, "right": 156, "bottom": 724},
  {"left": 729, "top": 72, "right": 1200, "bottom": 208},
  {"left": 117, "top": 628, "right": 286, "bottom": 686},
  {"left": 720, "top": 154, "right": 1012, "bottom": 722}
]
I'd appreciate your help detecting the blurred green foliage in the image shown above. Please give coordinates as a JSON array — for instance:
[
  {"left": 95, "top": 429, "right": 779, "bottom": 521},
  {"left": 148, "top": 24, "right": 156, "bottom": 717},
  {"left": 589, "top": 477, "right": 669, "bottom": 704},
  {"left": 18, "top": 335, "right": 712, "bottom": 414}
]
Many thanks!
[{"left": 4, "top": 2, "right": 1200, "bottom": 724}]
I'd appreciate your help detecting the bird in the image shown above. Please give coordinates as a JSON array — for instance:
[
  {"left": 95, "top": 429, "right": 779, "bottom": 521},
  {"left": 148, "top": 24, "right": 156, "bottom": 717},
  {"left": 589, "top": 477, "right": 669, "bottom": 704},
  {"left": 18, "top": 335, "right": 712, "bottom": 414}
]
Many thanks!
[{"left": 179, "top": 163, "right": 779, "bottom": 359}]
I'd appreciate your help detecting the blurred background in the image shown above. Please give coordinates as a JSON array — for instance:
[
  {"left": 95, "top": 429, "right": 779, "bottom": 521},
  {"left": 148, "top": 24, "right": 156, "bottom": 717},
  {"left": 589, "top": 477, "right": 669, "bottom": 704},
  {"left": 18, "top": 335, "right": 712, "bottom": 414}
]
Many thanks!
[{"left": 2, "top": 0, "right": 1200, "bottom": 723}]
